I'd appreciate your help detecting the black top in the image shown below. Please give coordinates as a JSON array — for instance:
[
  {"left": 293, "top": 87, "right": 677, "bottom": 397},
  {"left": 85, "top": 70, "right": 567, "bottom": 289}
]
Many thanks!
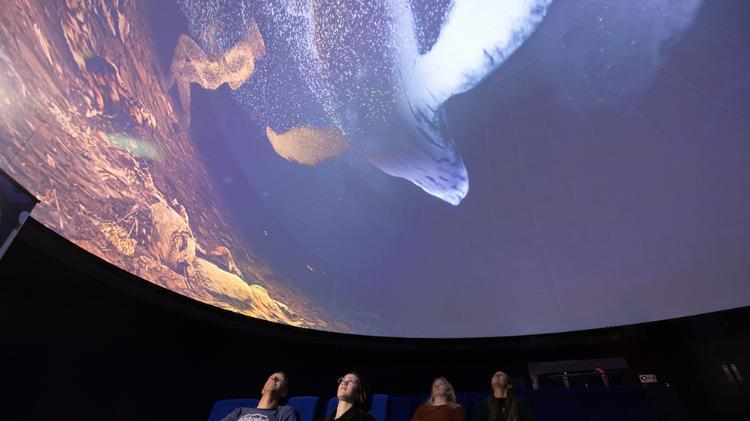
[
  {"left": 473, "top": 396, "right": 536, "bottom": 421},
  {"left": 327, "top": 406, "right": 376, "bottom": 421}
]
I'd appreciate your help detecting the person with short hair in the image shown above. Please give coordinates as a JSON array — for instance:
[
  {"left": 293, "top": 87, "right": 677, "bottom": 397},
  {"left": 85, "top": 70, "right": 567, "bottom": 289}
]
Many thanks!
[
  {"left": 326, "top": 372, "right": 375, "bottom": 421},
  {"left": 222, "top": 371, "right": 300, "bottom": 421},
  {"left": 411, "top": 377, "right": 467, "bottom": 421},
  {"left": 473, "top": 372, "right": 535, "bottom": 421}
]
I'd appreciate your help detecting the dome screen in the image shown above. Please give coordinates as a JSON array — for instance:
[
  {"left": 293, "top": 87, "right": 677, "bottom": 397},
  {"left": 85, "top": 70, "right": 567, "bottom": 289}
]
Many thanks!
[{"left": 1, "top": 0, "right": 748, "bottom": 337}]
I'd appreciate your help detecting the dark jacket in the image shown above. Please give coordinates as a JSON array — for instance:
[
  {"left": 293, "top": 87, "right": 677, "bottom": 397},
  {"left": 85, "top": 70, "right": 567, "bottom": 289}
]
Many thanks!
[
  {"left": 326, "top": 406, "right": 376, "bottom": 421},
  {"left": 473, "top": 396, "right": 536, "bottom": 421}
]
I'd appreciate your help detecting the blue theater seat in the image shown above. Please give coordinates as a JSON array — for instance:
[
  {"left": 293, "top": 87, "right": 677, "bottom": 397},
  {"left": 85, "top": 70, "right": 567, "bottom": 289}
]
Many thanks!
[
  {"left": 208, "top": 386, "right": 682, "bottom": 421},
  {"left": 288, "top": 396, "right": 321, "bottom": 421},
  {"left": 456, "top": 393, "right": 473, "bottom": 420},
  {"left": 529, "top": 388, "right": 584, "bottom": 421},
  {"left": 326, "top": 397, "right": 339, "bottom": 418},
  {"left": 581, "top": 388, "right": 627, "bottom": 421},
  {"left": 471, "top": 391, "right": 489, "bottom": 418},
  {"left": 410, "top": 394, "right": 429, "bottom": 413},
  {"left": 208, "top": 398, "right": 260, "bottom": 421},
  {"left": 389, "top": 396, "right": 413, "bottom": 421},
  {"left": 370, "top": 394, "right": 390, "bottom": 421}
]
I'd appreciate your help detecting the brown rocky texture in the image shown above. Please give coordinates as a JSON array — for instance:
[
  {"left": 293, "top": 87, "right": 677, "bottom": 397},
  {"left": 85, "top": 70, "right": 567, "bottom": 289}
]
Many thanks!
[{"left": 0, "top": 0, "right": 350, "bottom": 332}]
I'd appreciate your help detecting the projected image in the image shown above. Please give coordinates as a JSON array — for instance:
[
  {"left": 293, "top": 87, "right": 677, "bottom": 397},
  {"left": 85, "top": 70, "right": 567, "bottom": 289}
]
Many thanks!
[{"left": 1, "top": 0, "right": 748, "bottom": 337}]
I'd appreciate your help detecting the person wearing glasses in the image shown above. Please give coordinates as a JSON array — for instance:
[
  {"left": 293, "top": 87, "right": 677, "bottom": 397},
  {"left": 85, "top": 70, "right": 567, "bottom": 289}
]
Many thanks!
[
  {"left": 326, "top": 372, "right": 375, "bottom": 421},
  {"left": 473, "top": 372, "right": 535, "bottom": 421},
  {"left": 221, "top": 371, "right": 300, "bottom": 421},
  {"left": 411, "top": 377, "right": 467, "bottom": 421}
]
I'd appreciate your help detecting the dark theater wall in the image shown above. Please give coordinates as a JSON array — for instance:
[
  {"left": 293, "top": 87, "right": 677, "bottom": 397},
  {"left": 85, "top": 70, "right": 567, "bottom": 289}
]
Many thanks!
[{"left": 1, "top": 219, "right": 748, "bottom": 420}]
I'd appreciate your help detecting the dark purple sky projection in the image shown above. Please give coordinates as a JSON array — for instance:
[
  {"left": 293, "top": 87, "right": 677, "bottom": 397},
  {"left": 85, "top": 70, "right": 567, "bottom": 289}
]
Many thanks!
[{"left": 147, "top": 0, "right": 750, "bottom": 337}]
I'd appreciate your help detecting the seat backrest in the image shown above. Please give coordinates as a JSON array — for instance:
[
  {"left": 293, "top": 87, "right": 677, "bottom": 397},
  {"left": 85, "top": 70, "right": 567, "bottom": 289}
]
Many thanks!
[
  {"left": 529, "top": 388, "right": 584, "bottom": 421},
  {"left": 207, "top": 398, "right": 260, "bottom": 421},
  {"left": 580, "top": 388, "right": 627, "bottom": 421},
  {"left": 370, "top": 394, "right": 389, "bottom": 421},
  {"left": 471, "top": 392, "right": 489, "bottom": 416},
  {"left": 409, "top": 394, "right": 429, "bottom": 414},
  {"left": 287, "top": 396, "right": 321, "bottom": 421},
  {"left": 388, "top": 396, "right": 412, "bottom": 421},
  {"left": 456, "top": 393, "right": 474, "bottom": 421},
  {"left": 326, "top": 397, "right": 339, "bottom": 418}
]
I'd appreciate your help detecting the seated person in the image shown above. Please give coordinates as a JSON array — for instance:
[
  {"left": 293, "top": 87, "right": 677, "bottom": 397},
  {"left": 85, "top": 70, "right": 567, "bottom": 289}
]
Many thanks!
[
  {"left": 473, "top": 372, "right": 535, "bottom": 421},
  {"left": 326, "top": 372, "right": 375, "bottom": 421},
  {"left": 411, "top": 377, "right": 467, "bottom": 421},
  {"left": 222, "top": 371, "right": 300, "bottom": 421}
]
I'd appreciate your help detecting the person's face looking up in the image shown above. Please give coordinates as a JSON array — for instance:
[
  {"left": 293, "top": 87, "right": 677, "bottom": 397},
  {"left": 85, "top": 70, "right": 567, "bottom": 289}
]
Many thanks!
[
  {"left": 337, "top": 373, "right": 360, "bottom": 402},
  {"left": 432, "top": 378, "right": 449, "bottom": 398},
  {"left": 491, "top": 371, "right": 510, "bottom": 389},
  {"left": 262, "top": 372, "right": 288, "bottom": 397}
]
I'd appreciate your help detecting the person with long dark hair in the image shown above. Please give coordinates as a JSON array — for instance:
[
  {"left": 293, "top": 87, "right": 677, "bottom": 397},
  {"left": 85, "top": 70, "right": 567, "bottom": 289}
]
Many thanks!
[
  {"left": 411, "top": 377, "right": 467, "bottom": 421},
  {"left": 326, "top": 372, "right": 375, "bottom": 421},
  {"left": 473, "top": 372, "right": 535, "bottom": 421}
]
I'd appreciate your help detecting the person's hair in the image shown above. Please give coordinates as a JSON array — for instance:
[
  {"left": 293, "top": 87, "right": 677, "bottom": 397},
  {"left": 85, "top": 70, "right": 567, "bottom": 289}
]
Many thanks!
[
  {"left": 487, "top": 374, "right": 519, "bottom": 421},
  {"left": 273, "top": 371, "right": 290, "bottom": 397},
  {"left": 327, "top": 372, "right": 371, "bottom": 421},
  {"left": 346, "top": 371, "right": 368, "bottom": 409},
  {"left": 427, "top": 377, "right": 459, "bottom": 407}
]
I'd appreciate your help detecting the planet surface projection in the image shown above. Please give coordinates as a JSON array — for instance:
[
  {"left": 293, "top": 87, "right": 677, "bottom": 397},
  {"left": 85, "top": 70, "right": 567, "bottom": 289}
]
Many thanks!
[{"left": 1, "top": 0, "right": 748, "bottom": 337}]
